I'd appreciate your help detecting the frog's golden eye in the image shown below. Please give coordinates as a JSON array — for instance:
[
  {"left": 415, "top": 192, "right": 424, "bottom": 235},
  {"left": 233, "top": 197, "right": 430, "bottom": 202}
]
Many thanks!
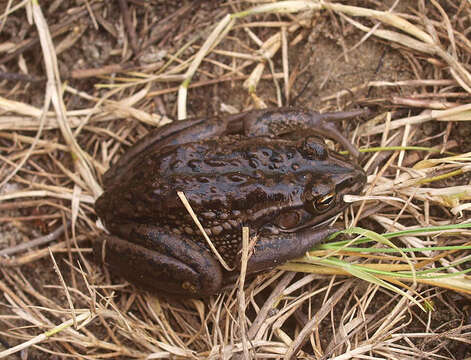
[{"left": 313, "top": 193, "right": 336, "bottom": 212}]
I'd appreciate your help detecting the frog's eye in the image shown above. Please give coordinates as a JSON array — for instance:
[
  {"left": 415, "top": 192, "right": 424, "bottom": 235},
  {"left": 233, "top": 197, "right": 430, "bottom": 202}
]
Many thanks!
[{"left": 313, "top": 193, "right": 336, "bottom": 212}]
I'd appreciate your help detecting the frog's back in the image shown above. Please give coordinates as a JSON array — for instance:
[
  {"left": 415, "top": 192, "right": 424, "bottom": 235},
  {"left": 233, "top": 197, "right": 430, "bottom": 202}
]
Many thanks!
[
  {"left": 99, "top": 136, "right": 325, "bottom": 222},
  {"left": 146, "top": 136, "right": 316, "bottom": 195}
]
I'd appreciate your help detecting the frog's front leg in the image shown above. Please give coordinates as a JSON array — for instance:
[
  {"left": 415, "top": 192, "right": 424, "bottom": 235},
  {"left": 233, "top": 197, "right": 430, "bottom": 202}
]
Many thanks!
[
  {"left": 226, "top": 107, "right": 366, "bottom": 158},
  {"left": 94, "top": 224, "right": 223, "bottom": 296},
  {"left": 246, "top": 226, "right": 338, "bottom": 273}
]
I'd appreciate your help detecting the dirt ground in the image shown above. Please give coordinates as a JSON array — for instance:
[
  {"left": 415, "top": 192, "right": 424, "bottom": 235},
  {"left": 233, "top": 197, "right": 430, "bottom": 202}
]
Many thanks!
[{"left": 0, "top": 1, "right": 470, "bottom": 359}]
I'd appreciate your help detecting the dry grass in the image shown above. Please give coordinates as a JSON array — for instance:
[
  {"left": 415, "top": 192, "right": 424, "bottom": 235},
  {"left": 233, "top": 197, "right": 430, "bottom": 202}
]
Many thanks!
[{"left": 0, "top": 0, "right": 470, "bottom": 358}]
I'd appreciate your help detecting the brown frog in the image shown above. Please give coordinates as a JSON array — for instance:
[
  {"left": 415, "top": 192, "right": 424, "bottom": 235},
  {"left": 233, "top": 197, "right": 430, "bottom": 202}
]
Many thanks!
[{"left": 94, "top": 107, "right": 366, "bottom": 297}]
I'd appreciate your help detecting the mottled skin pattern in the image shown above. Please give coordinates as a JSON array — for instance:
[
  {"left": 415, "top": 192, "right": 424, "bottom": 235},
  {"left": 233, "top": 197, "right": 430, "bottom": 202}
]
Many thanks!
[{"left": 94, "top": 108, "right": 367, "bottom": 297}]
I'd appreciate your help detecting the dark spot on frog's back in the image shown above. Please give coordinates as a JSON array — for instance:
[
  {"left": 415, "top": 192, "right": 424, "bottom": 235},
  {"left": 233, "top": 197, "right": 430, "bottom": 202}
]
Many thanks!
[
  {"left": 196, "top": 176, "right": 211, "bottom": 183},
  {"left": 249, "top": 157, "right": 260, "bottom": 169},
  {"left": 261, "top": 149, "right": 272, "bottom": 157},
  {"left": 269, "top": 151, "right": 283, "bottom": 163},
  {"left": 228, "top": 173, "right": 248, "bottom": 183},
  {"left": 205, "top": 158, "right": 228, "bottom": 167},
  {"left": 188, "top": 159, "right": 201, "bottom": 171}
]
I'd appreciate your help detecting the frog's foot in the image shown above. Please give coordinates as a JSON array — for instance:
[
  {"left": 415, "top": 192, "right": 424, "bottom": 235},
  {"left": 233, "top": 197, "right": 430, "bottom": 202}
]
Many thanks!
[
  {"left": 246, "top": 226, "right": 339, "bottom": 274},
  {"left": 226, "top": 108, "right": 363, "bottom": 158},
  {"left": 94, "top": 229, "right": 223, "bottom": 297}
]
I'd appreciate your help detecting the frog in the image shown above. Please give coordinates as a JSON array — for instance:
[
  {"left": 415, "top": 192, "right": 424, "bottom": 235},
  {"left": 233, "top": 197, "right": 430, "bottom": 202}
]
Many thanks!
[{"left": 94, "top": 107, "right": 367, "bottom": 297}]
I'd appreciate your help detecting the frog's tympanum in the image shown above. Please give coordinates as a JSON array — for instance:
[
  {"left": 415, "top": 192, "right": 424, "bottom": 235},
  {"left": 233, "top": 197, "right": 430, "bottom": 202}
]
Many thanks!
[{"left": 94, "top": 108, "right": 366, "bottom": 297}]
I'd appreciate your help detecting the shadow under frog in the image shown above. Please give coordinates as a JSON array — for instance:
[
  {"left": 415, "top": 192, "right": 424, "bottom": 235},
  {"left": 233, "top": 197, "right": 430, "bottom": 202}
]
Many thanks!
[{"left": 94, "top": 107, "right": 367, "bottom": 297}]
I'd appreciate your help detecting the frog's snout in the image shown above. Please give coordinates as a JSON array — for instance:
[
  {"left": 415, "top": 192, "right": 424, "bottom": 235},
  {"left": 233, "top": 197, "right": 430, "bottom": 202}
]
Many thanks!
[{"left": 337, "top": 165, "right": 367, "bottom": 196}]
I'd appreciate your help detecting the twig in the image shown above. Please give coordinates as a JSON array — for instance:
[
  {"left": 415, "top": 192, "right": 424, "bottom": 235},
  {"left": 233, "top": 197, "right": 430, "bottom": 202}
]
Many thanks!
[
  {"left": 284, "top": 281, "right": 352, "bottom": 359},
  {"left": 118, "top": 0, "right": 139, "bottom": 55},
  {"left": 0, "top": 311, "right": 93, "bottom": 359},
  {"left": 237, "top": 227, "right": 251, "bottom": 359},
  {"left": 0, "top": 222, "right": 69, "bottom": 256}
]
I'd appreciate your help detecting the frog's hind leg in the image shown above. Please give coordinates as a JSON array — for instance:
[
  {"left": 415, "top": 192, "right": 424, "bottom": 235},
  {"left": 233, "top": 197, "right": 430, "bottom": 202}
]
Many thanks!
[
  {"left": 94, "top": 225, "right": 223, "bottom": 297},
  {"left": 225, "top": 107, "right": 367, "bottom": 158}
]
